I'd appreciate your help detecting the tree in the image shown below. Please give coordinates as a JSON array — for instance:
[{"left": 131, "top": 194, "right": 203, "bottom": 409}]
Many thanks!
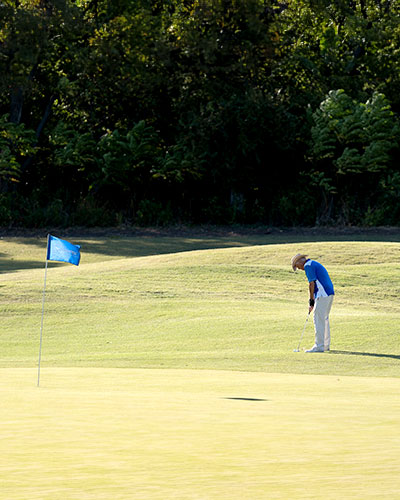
[
  {"left": 1, "top": 0, "right": 400, "bottom": 227},
  {"left": 0, "top": 114, "right": 36, "bottom": 185},
  {"left": 95, "top": 121, "right": 163, "bottom": 215},
  {"left": 0, "top": 1, "right": 84, "bottom": 126},
  {"left": 309, "top": 89, "right": 400, "bottom": 222}
]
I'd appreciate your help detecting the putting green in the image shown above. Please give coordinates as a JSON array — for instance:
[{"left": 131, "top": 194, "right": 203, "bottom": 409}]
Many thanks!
[{"left": 2, "top": 368, "right": 400, "bottom": 499}]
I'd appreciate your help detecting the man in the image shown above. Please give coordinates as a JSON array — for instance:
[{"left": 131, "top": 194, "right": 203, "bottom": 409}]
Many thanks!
[{"left": 291, "top": 254, "right": 334, "bottom": 353}]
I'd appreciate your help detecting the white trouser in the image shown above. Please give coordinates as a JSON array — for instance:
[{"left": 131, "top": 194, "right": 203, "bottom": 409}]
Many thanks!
[{"left": 313, "top": 295, "right": 334, "bottom": 350}]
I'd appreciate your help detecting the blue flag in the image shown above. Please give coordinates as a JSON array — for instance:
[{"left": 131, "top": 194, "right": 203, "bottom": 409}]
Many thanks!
[{"left": 47, "top": 235, "right": 81, "bottom": 266}]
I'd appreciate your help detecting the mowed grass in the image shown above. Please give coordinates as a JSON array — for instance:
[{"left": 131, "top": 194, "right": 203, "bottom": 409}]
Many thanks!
[
  {"left": 1, "top": 233, "right": 400, "bottom": 499},
  {"left": 1, "top": 234, "right": 400, "bottom": 375},
  {"left": 1, "top": 368, "right": 400, "bottom": 500}
]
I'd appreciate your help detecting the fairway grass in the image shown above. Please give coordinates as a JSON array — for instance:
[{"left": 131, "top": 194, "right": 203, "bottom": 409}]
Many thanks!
[
  {"left": 1, "top": 368, "right": 400, "bottom": 500},
  {"left": 1, "top": 234, "right": 400, "bottom": 499},
  {"left": 1, "top": 236, "right": 400, "bottom": 376}
]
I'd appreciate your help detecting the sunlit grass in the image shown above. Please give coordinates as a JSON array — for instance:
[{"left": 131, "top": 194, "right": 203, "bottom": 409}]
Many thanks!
[
  {"left": 1, "top": 368, "right": 400, "bottom": 500},
  {"left": 1, "top": 236, "right": 400, "bottom": 376},
  {"left": 1, "top": 234, "right": 400, "bottom": 499}
]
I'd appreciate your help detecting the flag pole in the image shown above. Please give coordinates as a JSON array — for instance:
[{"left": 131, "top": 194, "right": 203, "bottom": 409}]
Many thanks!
[{"left": 37, "top": 234, "right": 50, "bottom": 387}]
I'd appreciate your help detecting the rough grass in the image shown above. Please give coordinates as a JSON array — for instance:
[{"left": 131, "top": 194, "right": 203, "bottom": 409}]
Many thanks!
[
  {"left": 1, "top": 233, "right": 400, "bottom": 499},
  {"left": 1, "top": 236, "right": 400, "bottom": 376}
]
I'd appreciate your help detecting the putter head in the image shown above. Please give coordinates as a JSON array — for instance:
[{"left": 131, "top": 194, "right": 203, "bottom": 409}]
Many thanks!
[{"left": 293, "top": 348, "right": 300, "bottom": 352}]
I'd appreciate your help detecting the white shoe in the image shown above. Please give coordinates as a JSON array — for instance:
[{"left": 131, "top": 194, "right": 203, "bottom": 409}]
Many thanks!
[
  {"left": 305, "top": 346, "right": 324, "bottom": 353},
  {"left": 325, "top": 347, "right": 330, "bottom": 351}
]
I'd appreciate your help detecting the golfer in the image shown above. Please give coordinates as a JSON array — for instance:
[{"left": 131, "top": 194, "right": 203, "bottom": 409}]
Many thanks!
[{"left": 291, "top": 254, "right": 334, "bottom": 353}]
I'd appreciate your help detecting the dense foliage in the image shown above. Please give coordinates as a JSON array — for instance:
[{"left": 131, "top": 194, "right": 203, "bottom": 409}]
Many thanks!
[{"left": 1, "top": 0, "right": 400, "bottom": 227}]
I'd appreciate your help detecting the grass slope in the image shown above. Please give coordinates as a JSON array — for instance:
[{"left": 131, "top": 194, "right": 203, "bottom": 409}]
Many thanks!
[
  {"left": 2, "top": 234, "right": 400, "bottom": 499},
  {"left": 1, "top": 235, "right": 400, "bottom": 376}
]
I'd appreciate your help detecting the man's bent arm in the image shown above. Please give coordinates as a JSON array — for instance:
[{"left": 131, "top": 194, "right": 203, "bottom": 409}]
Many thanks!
[{"left": 309, "top": 281, "right": 315, "bottom": 312}]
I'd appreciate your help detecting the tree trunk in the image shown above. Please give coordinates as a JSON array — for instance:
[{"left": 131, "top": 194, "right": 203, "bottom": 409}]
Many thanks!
[{"left": 10, "top": 87, "right": 24, "bottom": 124}]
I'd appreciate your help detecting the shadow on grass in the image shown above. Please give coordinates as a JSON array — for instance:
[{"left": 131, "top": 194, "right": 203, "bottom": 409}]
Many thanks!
[
  {"left": 331, "top": 350, "right": 400, "bottom": 360},
  {"left": 223, "top": 397, "right": 269, "bottom": 402},
  {"left": 2, "top": 226, "right": 400, "bottom": 273},
  {"left": 0, "top": 235, "right": 269, "bottom": 273},
  {"left": 0, "top": 261, "right": 65, "bottom": 273}
]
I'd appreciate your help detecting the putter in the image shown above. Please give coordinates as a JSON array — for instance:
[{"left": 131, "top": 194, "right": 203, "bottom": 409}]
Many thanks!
[{"left": 293, "top": 311, "right": 311, "bottom": 352}]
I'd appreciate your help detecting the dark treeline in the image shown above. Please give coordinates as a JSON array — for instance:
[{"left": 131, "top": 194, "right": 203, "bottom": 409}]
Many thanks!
[{"left": 1, "top": 0, "right": 400, "bottom": 227}]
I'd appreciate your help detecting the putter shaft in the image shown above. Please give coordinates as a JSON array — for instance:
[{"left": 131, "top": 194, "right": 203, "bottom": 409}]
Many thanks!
[{"left": 295, "top": 311, "right": 311, "bottom": 352}]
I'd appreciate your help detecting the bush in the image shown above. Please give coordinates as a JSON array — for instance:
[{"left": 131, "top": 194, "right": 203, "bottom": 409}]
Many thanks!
[
  {"left": 135, "top": 200, "right": 173, "bottom": 226},
  {"left": 272, "top": 190, "right": 317, "bottom": 226},
  {"left": 0, "top": 194, "right": 13, "bottom": 226},
  {"left": 71, "top": 198, "right": 116, "bottom": 227},
  {"left": 21, "top": 199, "right": 68, "bottom": 228}
]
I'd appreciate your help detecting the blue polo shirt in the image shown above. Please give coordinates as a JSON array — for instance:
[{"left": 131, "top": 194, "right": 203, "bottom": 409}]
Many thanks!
[{"left": 304, "top": 260, "right": 334, "bottom": 298}]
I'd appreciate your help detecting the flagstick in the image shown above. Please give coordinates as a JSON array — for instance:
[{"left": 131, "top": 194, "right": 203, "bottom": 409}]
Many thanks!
[{"left": 37, "top": 235, "right": 50, "bottom": 387}]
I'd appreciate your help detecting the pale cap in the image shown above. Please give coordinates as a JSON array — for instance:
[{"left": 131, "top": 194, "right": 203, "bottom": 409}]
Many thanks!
[{"left": 291, "top": 253, "right": 308, "bottom": 271}]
